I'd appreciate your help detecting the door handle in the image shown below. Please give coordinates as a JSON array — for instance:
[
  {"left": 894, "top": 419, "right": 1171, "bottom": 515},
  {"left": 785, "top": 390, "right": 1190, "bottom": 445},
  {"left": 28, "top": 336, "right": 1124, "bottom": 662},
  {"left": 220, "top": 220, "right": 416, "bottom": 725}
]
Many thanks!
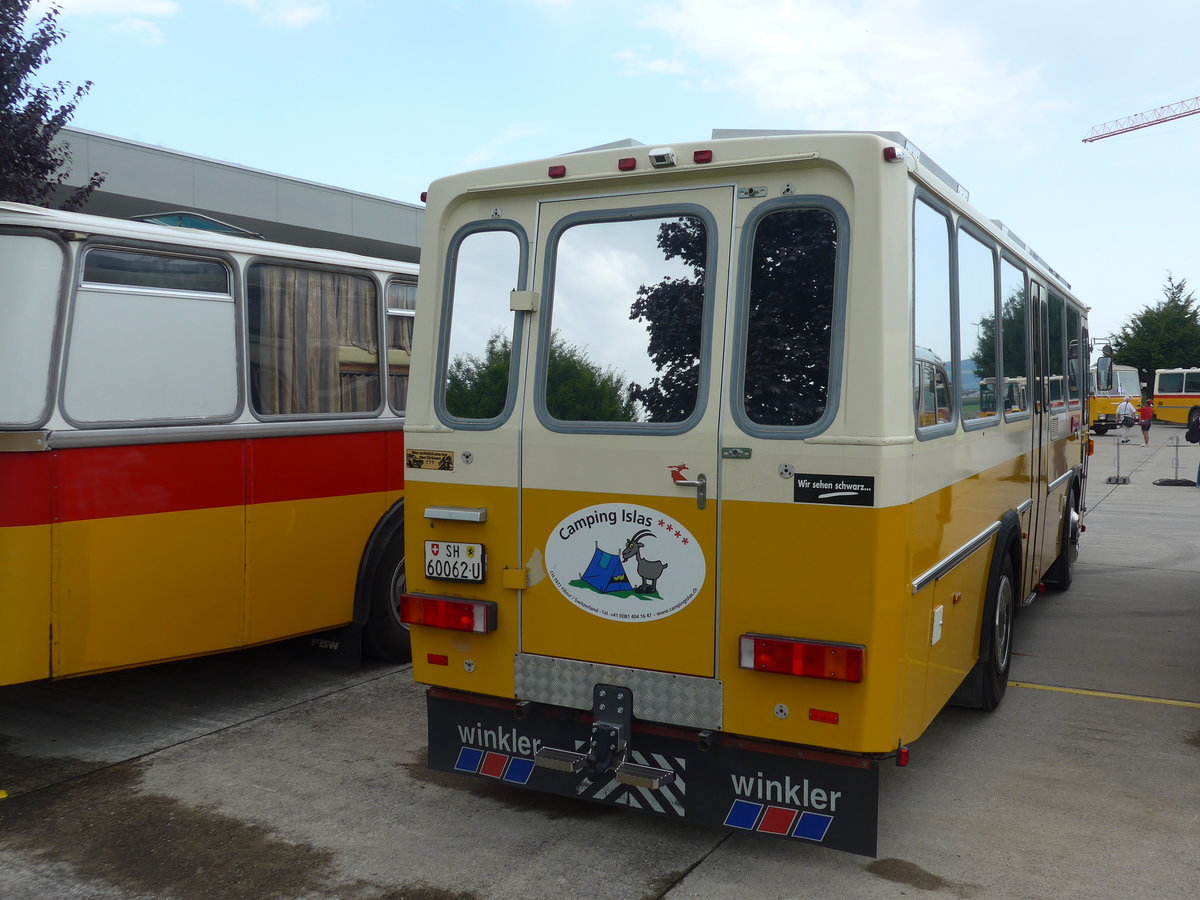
[{"left": 674, "top": 473, "right": 707, "bottom": 510}]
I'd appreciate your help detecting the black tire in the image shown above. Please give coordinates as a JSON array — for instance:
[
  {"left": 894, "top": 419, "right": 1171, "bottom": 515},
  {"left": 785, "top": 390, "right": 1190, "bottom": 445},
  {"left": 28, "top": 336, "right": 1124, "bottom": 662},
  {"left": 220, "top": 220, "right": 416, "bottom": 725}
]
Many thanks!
[
  {"left": 362, "top": 526, "right": 412, "bottom": 663},
  {"left": 1189, "top": 408, "right": 1200, "bottom": 431},
  {"left": 1045, "top": 484, "right": 1080, "bottom": 592},
  {"left": 951, "top": 553, "right": 1015, "bottom": 711},
  {"left": 1092, "top": 425, "right": 1109, "bottom": 435}
]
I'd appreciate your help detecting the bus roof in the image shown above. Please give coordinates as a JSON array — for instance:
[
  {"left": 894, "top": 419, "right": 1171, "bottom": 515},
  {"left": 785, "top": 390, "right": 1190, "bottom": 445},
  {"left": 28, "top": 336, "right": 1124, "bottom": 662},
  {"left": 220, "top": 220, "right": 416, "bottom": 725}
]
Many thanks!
[{"left": 0, "top": 201, "right": 418, "bottom": 275}]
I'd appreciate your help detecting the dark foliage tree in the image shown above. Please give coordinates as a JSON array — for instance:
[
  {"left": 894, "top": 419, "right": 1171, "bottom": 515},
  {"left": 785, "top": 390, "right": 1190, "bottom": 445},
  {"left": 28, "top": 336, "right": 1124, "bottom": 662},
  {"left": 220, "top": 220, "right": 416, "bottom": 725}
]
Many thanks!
[
  {"left": 1111, "top": 274, "right": 1200, "bottom": 383},
  {"left": 630, "top": 209, "right": 838, "bottom": 426},
  {"left": 446, "top": 330, "right": 636, "bottom": 422},
  {"left": 972, "top": 288, "right": 1028, "bottom": 381},
  {"left": 628, "top": 218, "right": 706, "bottom": 422},
  {"left": 1, "top": 0, "right": 104, "bottom": 209}
]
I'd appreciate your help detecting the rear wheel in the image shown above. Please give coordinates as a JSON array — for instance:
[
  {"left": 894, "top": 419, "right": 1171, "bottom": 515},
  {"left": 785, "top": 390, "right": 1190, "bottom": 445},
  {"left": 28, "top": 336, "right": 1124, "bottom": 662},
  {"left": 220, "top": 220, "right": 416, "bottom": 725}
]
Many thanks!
[
  {"left": 1189, "top": 408, "right": 1200, "bottom": 431},
  {"left": 952, "top": 553, "right": 1014, "bottom": 711},
  {"left": 363, "top": 527, "right": 412, "bottom": 662},
  {"left": 1045, "top": 484, "right": 1080, "bottom": 592}
]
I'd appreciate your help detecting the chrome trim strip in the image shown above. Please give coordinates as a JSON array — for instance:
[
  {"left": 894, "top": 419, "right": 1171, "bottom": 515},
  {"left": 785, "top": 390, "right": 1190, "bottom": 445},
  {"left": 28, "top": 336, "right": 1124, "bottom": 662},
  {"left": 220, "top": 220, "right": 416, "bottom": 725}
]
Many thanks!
[
  {"left": 424, "top": 506, "right": 487, "bottom": 523},
  {"left": 912, "top": 521, "right": 1001, "bottom": 594},
  {"left": 35, "top": 417, "right": 404, "bottom": 449},
  {"left": 1017, "top": 498, "right": 1033, "bottom": 515},
  {"left": 1048, "top": 469, "right": 1074, "bottom": 493}
]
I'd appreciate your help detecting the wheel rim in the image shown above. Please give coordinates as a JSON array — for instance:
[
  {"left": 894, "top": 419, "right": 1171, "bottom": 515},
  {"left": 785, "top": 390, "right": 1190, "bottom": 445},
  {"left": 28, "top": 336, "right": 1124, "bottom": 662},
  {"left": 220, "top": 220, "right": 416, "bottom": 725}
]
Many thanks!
[
  {"left": 388, "top": 558, "right": 409, "bottom": 630},
  {"left": 993, "top": 574, "right": 1014, "bottom": 672}
]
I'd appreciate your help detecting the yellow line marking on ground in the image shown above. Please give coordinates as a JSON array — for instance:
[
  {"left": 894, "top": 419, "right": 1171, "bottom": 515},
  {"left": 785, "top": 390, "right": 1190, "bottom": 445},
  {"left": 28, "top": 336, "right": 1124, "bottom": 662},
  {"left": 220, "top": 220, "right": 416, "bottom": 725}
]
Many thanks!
[{"left": 1011, "top": 681, "right": 1200, "bottom": 709}]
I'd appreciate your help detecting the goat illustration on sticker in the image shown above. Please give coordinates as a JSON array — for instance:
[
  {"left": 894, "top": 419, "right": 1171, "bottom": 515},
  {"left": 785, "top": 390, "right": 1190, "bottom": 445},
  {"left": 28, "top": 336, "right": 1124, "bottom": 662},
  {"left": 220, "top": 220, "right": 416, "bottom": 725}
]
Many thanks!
[{"left": 545, "top": 502, "right": 706, "bottom": 622}]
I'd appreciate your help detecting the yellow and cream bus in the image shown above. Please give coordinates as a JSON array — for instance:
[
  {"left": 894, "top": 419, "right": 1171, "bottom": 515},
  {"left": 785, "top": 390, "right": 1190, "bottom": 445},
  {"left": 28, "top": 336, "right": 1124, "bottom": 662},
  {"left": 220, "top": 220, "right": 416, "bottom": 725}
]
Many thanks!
[
  {"left": 0, "top": 201, "right": 416, "bottom": 687},
  {"left": 1151, "top": 367, "right": 1200, "bottom": 427},
  {"left": 1089, "top": 362, "right": 1142, "bottom": 433},
  {"left": 400, "top": 131, "right": 1088, "bottom": 856}
]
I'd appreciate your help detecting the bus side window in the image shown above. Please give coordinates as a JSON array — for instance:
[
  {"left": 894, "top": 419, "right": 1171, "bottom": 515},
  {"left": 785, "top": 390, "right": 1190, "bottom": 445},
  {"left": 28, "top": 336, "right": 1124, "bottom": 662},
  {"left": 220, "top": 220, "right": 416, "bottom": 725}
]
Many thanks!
[
  {"left": 957, "top": 227, "right": 998, "bottom": 425},
  {"left": 386, "top": 280, "right": 416, "bottom": 414},
  {"left": 1185, "top": 372, "right": 1200, "bottom": 393},
  {"left": 999, "top": 259, "right": 1028, "bottom": 419},
  {"left": 913, "top": 197, "right": 953, "bottom": 431},
  {"left": 440, "top": 229, "right": 521, "bottom": 423},
  {"left": 248, "top": 263, "right": 381, "bottom": 416}
]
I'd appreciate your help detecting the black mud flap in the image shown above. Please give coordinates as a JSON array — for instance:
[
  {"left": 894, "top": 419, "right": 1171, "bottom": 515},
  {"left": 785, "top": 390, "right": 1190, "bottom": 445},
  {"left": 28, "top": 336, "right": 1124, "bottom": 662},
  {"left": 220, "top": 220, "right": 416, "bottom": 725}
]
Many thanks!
[{"left": 426, "top": 688, "right": 879, "bottom": 857}]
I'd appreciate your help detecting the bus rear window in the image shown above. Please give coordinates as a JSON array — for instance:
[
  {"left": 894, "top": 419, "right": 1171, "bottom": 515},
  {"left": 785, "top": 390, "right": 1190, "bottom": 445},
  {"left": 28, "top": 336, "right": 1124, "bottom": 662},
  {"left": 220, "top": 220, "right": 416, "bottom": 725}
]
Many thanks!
[
  {"left": 83, "top": 248, "right": 230, "bottom": 295},
  {"left": 742, "top": 207, "right": 838, "bottom": 427}
]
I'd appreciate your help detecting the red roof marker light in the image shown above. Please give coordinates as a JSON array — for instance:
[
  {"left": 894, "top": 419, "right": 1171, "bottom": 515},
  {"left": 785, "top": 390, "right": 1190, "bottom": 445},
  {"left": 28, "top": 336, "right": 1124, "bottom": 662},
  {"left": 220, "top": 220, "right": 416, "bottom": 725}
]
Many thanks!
[
  {"left": 693, "top": 149, "right": 714, "bottom": 164},
  {"left": 548, "top": 165, "right": 567, "bottom": 179}
]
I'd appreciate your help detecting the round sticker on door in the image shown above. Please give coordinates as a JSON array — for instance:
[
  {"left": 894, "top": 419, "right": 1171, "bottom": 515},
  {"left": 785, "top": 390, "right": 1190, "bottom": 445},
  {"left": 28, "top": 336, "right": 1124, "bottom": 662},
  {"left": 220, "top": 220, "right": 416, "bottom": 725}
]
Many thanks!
[{"left": 545, "top": 502, "right": 706, "bottom": 622}]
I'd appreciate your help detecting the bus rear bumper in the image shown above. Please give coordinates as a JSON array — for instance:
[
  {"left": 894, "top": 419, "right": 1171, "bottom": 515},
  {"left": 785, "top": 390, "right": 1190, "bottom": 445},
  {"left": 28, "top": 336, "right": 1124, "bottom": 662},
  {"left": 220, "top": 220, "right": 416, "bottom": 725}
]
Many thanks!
[{"left": 425, "top": 686, "right": 881, "bottom": 856}]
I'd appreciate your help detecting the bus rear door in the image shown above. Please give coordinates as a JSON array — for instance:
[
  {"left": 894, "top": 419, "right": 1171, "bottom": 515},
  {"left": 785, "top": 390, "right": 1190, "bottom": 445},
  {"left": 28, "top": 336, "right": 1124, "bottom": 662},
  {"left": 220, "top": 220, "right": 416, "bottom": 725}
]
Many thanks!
[{"left": 518, "top": 187, "right": 733, "bottom": 680}]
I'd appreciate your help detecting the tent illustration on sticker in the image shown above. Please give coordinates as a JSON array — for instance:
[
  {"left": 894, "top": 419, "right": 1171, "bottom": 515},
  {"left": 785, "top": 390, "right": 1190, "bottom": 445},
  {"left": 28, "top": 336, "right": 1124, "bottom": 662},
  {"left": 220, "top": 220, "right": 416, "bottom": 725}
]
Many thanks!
[{"left": 580, "top": 544, "right": 632, "bottom": 594}]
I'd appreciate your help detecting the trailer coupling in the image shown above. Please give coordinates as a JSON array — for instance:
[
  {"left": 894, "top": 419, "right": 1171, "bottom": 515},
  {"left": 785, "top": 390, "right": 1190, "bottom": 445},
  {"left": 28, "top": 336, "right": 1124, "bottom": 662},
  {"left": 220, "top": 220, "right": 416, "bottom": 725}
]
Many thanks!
[{"left": 534, "top": 684, "right": 675, "bottom": 789}]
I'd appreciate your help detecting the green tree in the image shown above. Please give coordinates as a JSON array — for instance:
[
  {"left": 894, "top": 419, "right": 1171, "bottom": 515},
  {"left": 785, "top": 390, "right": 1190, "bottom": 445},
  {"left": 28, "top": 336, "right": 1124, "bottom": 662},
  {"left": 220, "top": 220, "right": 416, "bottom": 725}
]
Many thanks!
[
  {"left": 446, "top": 331, "right": 636, "bottom": 422},
  {"left": 1110, "top": 274, "right": 1200, "bottom": 383},
  {"left": 971, "top": 287, "right": 1028, "bottom": 380},
  {"left": 1, "top": 0, "right": 104, "bottom": 209}
]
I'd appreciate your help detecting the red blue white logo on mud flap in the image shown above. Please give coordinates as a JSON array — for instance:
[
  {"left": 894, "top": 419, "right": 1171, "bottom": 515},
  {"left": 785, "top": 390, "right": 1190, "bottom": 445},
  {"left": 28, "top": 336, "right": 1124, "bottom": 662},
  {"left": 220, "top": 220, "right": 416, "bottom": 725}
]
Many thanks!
[
  {"left": 454, "top": 747, "right": 536, "bottom": 785},
  {"left": 724, "top": 799, "right": 835, "bottom": 842}
]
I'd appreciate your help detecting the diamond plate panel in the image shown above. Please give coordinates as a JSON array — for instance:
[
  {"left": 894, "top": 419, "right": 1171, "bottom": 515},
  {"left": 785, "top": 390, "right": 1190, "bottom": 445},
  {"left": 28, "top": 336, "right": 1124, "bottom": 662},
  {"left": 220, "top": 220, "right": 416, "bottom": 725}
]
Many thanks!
[{"left": 514, "top": 653, "right": 723, "bottom": 731}]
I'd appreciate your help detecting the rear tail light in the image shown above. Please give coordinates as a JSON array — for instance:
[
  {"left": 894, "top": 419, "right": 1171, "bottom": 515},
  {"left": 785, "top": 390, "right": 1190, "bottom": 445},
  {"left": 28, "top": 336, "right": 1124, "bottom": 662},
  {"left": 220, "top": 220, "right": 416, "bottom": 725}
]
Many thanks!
[
  {"left": 739, "top": 634, "right": 864, "bottom": 683},
  {"left": 400, "top": 594, "right": 497, "bottom": 633}
]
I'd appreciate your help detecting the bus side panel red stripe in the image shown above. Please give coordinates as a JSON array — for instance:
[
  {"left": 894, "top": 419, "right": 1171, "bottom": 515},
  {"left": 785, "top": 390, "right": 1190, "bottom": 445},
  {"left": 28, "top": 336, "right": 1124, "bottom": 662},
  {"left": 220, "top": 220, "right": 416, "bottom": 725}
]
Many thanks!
[
  {"left": 55, "top": 441, "right": 246, "bottom": 522},
  {"left": 0, "top": 453, "right": 52, "bottom": 527},
  {"left": 247, "top": 432, "right": 389, "bottom": 504},
  {"left": 386, "top": 430, "right": 406, "bottom": 492}
]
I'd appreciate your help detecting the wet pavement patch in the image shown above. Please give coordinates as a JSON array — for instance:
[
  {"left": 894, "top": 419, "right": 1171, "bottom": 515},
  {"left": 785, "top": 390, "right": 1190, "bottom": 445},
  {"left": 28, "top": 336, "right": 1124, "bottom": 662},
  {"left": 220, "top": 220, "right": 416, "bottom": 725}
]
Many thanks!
[
  {"left": 0, "top": 758, "right": 339, "bottom": 899},
  {"left": 866, "top": 858, "right": 979, "bottom": 898}
]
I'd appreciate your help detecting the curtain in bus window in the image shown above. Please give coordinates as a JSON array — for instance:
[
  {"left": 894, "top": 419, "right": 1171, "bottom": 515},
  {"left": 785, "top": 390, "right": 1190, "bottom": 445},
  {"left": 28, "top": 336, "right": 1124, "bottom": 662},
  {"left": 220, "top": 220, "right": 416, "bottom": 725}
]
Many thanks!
[
  {"left": 387, "top": 281, "right": 416, "bottom": 412},
  {"left": 248, "top": 264, "right": 380, "bottom": 415},
  {"left": 742, "top": 207, "right": 837, "bottom": 427}
]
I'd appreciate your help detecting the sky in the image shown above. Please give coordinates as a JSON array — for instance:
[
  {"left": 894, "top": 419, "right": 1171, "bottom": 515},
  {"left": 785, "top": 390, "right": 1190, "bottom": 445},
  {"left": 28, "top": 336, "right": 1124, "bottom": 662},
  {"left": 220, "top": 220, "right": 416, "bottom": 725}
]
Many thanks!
[{"left": 28, "top": 0, "right": 1200, "bottom": 342}]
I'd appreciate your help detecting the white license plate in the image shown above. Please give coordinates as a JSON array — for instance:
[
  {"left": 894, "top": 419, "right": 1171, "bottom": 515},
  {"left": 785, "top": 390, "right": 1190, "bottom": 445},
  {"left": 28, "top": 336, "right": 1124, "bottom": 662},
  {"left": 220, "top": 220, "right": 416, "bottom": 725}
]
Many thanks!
[{"left": 424, "top": 540, "right": 486, "bottom": 583}]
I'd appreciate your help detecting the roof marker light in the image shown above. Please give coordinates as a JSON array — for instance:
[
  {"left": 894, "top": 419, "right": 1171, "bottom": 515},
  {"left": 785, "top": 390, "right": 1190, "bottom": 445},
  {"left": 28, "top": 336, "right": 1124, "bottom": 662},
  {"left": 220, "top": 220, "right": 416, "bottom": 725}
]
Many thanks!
[
  {"left": 420, "top": 191, "right": 428, "bottom": 203},
  {"left": 739, "top": 634, "right": 864, "bottom": 683},
  {"left": 548, "top": 165, "right": 567, "bottom": 179},
  {"left": 883, "top": 146, "right": 906, "bottom": 163},
  {"left": 400, "top": 594, "right": 497, "bottom": 633},
  {"left": 693, "top": 149, "right": 713, "bottom": 164},
  {"left": 618, "top": 157, "right": 637, "bottom": 171}
]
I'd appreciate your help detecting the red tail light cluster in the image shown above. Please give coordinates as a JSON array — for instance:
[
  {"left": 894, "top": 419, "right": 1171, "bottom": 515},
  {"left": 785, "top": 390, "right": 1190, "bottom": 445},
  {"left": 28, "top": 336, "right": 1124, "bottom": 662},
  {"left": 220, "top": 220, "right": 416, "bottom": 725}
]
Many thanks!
[
  {"left": 400, "top": 594, "right": 496, "bottom": 633},
  {"left": 739, "top": 634, "right": 864, "bottom": 683}
]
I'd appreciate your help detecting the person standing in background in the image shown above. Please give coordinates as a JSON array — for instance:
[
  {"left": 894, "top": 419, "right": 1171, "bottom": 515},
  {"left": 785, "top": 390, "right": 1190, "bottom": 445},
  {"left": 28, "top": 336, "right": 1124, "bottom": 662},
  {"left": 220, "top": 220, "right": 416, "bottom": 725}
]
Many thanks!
[
  {"left": 1116, "top": 395, "right": 1137, "bottom": 444},
  {"left": 1139, "top": 399, "right": 1153, "bottom": 446}
]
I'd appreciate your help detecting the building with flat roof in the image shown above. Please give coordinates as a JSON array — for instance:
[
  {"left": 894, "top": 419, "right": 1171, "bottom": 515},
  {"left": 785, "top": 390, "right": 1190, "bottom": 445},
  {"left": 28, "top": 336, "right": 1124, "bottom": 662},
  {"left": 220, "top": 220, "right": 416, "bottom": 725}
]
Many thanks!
[{"left": 49, "top": 127, "right": 423, "bottom": 263}]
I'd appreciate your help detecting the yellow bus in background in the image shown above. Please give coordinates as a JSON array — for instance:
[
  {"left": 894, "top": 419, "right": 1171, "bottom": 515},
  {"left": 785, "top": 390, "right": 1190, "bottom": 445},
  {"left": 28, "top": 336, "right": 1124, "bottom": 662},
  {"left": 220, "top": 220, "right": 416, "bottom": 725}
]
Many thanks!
[
  {"left": 1089, "top": 362, "right": 1142, "bottom": 433},
  {"left": 1152, "top": 368, "right": 1200, "bottom": 427},
  {"left": 1, "top": 202, "right": 416, "bottom": 686},
  {"left": 400, "top": 131, "right": 1088, "bottom": 855}
]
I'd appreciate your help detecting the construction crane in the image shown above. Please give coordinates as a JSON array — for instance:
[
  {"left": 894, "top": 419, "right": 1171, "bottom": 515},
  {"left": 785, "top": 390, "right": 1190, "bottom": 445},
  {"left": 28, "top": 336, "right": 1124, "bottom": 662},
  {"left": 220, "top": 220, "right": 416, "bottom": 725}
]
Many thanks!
[{"left": 1082, "top": 95, "right": 1200, "bottom": 142}]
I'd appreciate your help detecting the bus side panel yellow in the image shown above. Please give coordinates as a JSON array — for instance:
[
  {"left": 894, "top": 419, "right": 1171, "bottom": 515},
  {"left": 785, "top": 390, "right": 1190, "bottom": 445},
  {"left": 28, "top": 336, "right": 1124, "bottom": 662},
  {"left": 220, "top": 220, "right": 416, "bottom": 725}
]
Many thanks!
[
  {"left": 245, "top": 493, "right": 385, "bottom": 644},
  {"left": 406, "top": 482, "right": 520, "bottom": 698},
  {"left": 719, "top": 501, "right": 914, "bottom": 754},
  {"left": 53, "top": 507, "right": 244, "bottom": 676},
  {"left": 923, "top": 547, "right": 991, "bottom": 724},
  {"left": 0, "top": 524, "right": 52, "bottom": 684}
]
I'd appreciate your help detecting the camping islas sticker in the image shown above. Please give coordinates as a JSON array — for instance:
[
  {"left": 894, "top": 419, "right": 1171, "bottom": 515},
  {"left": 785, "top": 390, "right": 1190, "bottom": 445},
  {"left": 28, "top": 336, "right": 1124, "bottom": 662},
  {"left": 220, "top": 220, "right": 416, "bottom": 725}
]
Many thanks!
[{"left": 544, "top": 502, "right": 706, "bottom": 623}]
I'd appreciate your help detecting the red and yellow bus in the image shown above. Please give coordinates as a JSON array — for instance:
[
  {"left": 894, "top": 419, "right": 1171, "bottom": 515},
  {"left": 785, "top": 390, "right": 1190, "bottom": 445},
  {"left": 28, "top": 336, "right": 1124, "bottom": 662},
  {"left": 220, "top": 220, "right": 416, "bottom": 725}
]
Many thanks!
[
  {"left": 400, "top": 131, "right": 1088, "bottom": 855},
  {"left": 1152, "top": 367, "right": 1200, "bottom": 427},
  {"left": 0, "top": 201, "right": 416, "bottom": 686}
]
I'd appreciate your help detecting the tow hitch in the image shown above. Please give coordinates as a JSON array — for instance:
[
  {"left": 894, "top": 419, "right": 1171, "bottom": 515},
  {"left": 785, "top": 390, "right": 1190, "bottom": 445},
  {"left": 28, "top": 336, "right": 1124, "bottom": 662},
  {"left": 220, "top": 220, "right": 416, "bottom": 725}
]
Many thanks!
[{"left": 534, "top": 684, "right": 675, "bottom": 789}]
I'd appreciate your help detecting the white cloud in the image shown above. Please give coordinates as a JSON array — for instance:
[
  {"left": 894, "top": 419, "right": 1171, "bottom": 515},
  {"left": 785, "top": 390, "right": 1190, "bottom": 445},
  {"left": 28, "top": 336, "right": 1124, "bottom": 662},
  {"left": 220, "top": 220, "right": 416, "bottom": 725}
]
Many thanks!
[
  {"left": 224, "top": 0, "right": 332, "bottom": 29},
  {"left": 628, "top": 0, "right": 1049, "bottom": 144},
  {"left": 108, "top": 17, "right": 165, "bottom": 45}
]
